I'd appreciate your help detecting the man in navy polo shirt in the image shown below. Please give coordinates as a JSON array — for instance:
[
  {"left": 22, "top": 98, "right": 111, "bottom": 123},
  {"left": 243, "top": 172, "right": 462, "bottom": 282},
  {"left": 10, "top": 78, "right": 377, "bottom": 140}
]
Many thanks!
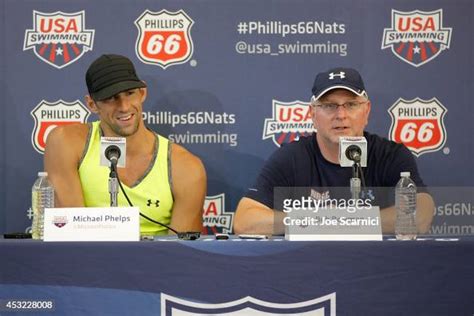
[{"left": 234, "top": 67, "right": 434, "bottom": 235}]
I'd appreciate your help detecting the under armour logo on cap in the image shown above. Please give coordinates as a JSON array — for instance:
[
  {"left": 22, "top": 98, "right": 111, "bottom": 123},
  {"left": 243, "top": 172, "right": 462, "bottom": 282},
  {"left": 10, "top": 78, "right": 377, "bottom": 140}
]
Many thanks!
[
  {"left": 329, "top": 71, "right": 346, "bottom": 80},
  {"left": 311, "top": 67, "right": 367, "bottom": 101}
]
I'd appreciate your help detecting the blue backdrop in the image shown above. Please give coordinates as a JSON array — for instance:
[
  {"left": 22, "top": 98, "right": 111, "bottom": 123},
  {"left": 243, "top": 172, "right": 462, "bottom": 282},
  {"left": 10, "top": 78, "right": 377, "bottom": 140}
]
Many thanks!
[{"left": 1, "top": 0, "right": 473, "bottom": 234}]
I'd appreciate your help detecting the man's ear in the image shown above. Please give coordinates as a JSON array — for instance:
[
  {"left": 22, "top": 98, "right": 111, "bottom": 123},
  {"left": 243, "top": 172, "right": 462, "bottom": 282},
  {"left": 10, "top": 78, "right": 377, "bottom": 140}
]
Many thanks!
[
  {"left": 310, "top": 104, "right": 318, "bottom": 129},
  {"left": 85, "top": 95, "right": 99, "bottom": 114},
  {"left": 139, "top": 83, "right": 147, "bottom": 103},
  {"left": 363, "top": 100, "right": 371, "bottom": 125}
]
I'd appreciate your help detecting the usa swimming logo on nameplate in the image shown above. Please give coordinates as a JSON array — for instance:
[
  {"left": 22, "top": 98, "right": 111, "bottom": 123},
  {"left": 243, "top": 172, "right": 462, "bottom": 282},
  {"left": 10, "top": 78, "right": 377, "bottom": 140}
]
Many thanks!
[
  {"left": 381, "top": 9, "right": 452, "bottom": 67},
  {"left": 161, "top": 292, "right": 336, "bottom": 316},
  {"left": 388, "top": 98, "right": 447, "bottom": 157},
  {"left": 23, "top": 11, "right": 95, "bottom": 69},
  {"left": 135, "top": 9, "right": 194, "bottom": 68},
  {"left": 263, "top": 100, "right": 315, "bottom": 147},
  {"left": 31, "top": 100, "right": 91, "bottom": 154},
  {"left": 202, "top": 194, "right": 234, "bottom": 234},
  {"left": 44, "top": 207, "right": 140, "bottom": 242}
]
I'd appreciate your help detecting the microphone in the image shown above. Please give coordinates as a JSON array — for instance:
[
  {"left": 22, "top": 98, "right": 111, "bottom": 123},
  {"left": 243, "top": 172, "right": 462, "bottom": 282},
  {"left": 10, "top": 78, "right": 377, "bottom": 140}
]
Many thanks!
[
  {"left": 345, "top": 144, "right": 362, "bottom": 163},
  {"left": 339, "top": 137, "right": 368, "bottom": 198},
  {"left": 105, "top": 145, "right": 121, "bottom": 166},
  {"left": 100, "top": 137, "right": 126, "bottom": 168},
  {"left": 339, "top": 136, "right": 367, "bottom": 167}
]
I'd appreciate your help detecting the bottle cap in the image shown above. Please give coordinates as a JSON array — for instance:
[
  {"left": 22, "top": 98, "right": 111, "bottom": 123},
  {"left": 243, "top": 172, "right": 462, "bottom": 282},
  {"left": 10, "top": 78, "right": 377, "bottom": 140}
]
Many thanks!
[
  {"left": 38, "top": 171, "right": 48, "bottom": 177},
  {"left": 400, "top": 171, "right": 411, "bottom": 177}
]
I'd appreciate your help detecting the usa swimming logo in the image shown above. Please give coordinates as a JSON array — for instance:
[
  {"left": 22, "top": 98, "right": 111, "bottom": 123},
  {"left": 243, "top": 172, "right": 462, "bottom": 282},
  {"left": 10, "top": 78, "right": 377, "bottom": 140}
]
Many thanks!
[
  {"left": 31, "top": 100, "right": 91, "bottom": 154},
  {"left": 388, "top": 97, "right": 447, "bottom": 157},
  {"left": 161, "top": 292, "right": 336, "bottom": 315},
  {"left": 24, "top": 11, "right": 95, "bottom": 69},
  {"left": 135, "top": 9, "right": 194, "bottom": 68},
  {"left": 263, "top": 100, "right": 315, "bottom": 147},
  {"left": 53, "top": 216, "right": 68, "bottom": 228},
  {"left": 381, "top": 9, "right": 452, "bottom": 67},
  {"left": 202, "top": 194, "right": 234, "bottom": 234}
]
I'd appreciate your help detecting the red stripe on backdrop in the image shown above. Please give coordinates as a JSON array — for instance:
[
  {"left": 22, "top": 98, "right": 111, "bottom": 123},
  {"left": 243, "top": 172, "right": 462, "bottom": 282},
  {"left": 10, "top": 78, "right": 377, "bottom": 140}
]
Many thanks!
[
  {"left": 428, "top": 42, "right": 438, "bottom": 54},
  {"left": 71, "top": 43, "right": 80, "bottom": 55},
  {"left": 49, "top": 43, "right": 56, "bottom": 62},
  {"left": 277, "top": 133, "right": 287, "bottom": 145},
  {"left": 420, "top": 42, "right": 427, "bottom": 61},
  {"left": 62, "top": 43, "right": 70, "bottom": 63},
  {"left": 289, "top": 132, "right": 297, "bottom": 142},
  {"left": 396, "top": 42, "right": 405, "bottom": 54},
  {"left": 38, "top": 43, "right": 48, "bottom": 56},
  {"left": 406, "top": 42, "right": 414, "bottom": 61}
]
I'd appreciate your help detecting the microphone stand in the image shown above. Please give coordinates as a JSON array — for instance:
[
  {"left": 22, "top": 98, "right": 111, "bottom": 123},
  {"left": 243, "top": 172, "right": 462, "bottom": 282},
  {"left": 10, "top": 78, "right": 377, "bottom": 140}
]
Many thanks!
[
  {"left": 350, "top": 160, "right": 361, "bottom": 200},
  {"left": 108, "top": 161, "right": 119, "bottom": 207}
]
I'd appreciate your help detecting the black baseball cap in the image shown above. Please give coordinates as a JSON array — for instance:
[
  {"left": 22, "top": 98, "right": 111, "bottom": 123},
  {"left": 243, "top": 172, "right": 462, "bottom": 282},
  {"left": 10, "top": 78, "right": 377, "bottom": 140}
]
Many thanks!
[
  {"left": 86, "top": 54, "right": 146, "bottom": 101},
  {"left": 311, "top": 67, "right": 367, "bottom": 101}
]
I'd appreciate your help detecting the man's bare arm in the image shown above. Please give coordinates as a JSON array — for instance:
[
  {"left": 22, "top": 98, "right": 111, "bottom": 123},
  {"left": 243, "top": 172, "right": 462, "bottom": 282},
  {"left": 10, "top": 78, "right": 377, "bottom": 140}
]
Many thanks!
[
  {"left": 169, "top": 144, "right": 206, "bottom": 233},
  {"left": 234, "top": 197, "right": 285, "bottom": 235},
  {"left": 236, "top": 193, "right": 435, "bottom": 235},
  {"left": 44, "top": 125, "right": 88, "bottom": 207}
]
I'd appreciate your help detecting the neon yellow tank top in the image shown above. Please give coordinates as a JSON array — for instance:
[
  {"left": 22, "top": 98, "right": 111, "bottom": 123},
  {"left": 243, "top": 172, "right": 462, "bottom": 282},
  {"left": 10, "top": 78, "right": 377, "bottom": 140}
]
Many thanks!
[{"left": 78, "top": 121, "right": 173, "bottom": 235}]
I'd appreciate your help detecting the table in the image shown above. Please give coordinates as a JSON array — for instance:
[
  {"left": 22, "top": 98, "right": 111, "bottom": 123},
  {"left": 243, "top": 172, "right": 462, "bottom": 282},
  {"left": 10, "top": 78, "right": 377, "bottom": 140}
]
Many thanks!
[{"left": 1, "top": 237, "right": 473, "bottom": 315}]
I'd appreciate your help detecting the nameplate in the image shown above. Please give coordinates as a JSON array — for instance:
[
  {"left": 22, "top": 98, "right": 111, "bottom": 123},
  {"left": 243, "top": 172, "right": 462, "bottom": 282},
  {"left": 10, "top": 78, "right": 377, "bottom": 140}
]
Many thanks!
[
  {"left": 43, "top": 207, "right": 140, "bottom": 241},
  {"left": 284, "top": 207, "right": 382, "bottom": 241}
]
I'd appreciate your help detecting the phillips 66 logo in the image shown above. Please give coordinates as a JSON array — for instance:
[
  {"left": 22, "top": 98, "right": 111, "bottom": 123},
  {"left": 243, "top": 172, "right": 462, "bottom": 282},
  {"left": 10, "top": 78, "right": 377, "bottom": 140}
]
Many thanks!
[
  {"left": 263, "top": 100, "right": 315, "bottom": 147},
  {"left": 135, "top": 9, "right": 194, "bottom": 68},
  {"left": 388, "top": 98, "right": 447, "bottom": 157},
  {"left": 31, "top": 100, "right": 90, "bottom": 154},
  {"left": 381, "top": 9, "right": 452, "bottom": 67}
]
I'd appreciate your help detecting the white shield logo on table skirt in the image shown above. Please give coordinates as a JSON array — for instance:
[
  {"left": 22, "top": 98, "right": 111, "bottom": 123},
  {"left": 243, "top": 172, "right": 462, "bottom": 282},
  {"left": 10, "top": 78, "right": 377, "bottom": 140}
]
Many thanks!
[{"left": 161, "top": 292, "right": 336, "bottom": 315}]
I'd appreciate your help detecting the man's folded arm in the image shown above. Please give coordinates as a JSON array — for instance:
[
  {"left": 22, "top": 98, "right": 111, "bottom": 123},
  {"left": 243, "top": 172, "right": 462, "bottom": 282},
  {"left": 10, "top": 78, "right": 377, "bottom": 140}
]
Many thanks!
[
  {"left": 234, "top": 197, "right": 285, "bottom": 235},
  {"left": 380, "top": 192, "right": 435, "bottom": 234}
]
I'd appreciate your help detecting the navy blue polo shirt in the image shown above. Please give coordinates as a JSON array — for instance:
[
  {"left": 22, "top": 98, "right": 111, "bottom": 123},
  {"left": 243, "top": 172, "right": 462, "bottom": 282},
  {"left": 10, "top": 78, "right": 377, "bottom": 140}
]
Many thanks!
[{"left": 246, "top": 132, "right": 425, "bottom": 209}]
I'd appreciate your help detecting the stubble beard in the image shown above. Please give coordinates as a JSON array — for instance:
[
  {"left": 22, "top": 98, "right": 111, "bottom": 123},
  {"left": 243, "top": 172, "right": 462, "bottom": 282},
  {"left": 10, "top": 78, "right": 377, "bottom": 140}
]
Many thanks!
[{"left": 109, "top": 118, "right": 141, "bottom": 137}]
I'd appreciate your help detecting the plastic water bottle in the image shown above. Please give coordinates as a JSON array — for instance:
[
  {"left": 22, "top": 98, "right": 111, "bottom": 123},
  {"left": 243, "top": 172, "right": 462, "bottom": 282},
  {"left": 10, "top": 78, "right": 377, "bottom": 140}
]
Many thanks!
[
  {"left": 395, "top": 172, "right": 417, "bottom": 240},
  {"left": 31, "top": 172, "right": 54, "bottom": 240}
]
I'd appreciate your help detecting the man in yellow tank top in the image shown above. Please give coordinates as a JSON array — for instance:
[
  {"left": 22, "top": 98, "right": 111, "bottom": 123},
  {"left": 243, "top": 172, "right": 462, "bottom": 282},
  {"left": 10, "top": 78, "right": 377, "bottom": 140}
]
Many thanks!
[{"left": 44, "top": 54, "right": 206, "bottom": 235}]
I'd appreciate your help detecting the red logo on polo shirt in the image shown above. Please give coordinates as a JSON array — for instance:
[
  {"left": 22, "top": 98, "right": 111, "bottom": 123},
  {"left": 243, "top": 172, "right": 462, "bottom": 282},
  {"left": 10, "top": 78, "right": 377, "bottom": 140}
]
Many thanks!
[
  {"left": 381, "top": 9, "right": 452, "bottom": 67},
  {"left": 388, "top": 98, "right": 447, "bottom": 156},
  {"left": 263, "top": 100, "right": 315, "bottom": 147},
  {"left": 31, "top": 100, "right": 91, "bottom": 154},
  {"left": 135, "top": 9, "right": 194, "bottom": 68},
  {"left": 23, "top": 11, "right": 95, "bottom": 69}
]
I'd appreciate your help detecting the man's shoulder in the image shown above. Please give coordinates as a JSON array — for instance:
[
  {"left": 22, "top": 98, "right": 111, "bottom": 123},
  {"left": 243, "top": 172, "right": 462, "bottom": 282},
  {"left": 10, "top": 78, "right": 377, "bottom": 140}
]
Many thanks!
[
  {"left": 50, "top": 123, "right": 90, "bottom": 140},
  {"left": 47, "top": 123, "right": 89, "bottom": 145},
  {"left": 170, "top": 143, "right": 205, "bottom": 172},
  {"left": 366, "top": 132, "right": 407, "bottom": 153},
  {"left": 275, "top": 134, "right": 315, "bottom": 156},
  {"left": 365, "top": 131, "right": 413, "bottom": 163},
  {"left": 44, "top": 123, "right": 91, "bottom": 164}
]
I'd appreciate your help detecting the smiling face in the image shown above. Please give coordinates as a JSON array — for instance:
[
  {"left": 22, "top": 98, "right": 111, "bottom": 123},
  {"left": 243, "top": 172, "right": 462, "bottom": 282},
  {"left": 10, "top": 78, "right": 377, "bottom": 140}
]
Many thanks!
[
  {"left": 86, "top": 87, "right": 147, "bottom": 137},
  {"left": 311, "top": 88, "right": 371, "bottom": 148}
]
